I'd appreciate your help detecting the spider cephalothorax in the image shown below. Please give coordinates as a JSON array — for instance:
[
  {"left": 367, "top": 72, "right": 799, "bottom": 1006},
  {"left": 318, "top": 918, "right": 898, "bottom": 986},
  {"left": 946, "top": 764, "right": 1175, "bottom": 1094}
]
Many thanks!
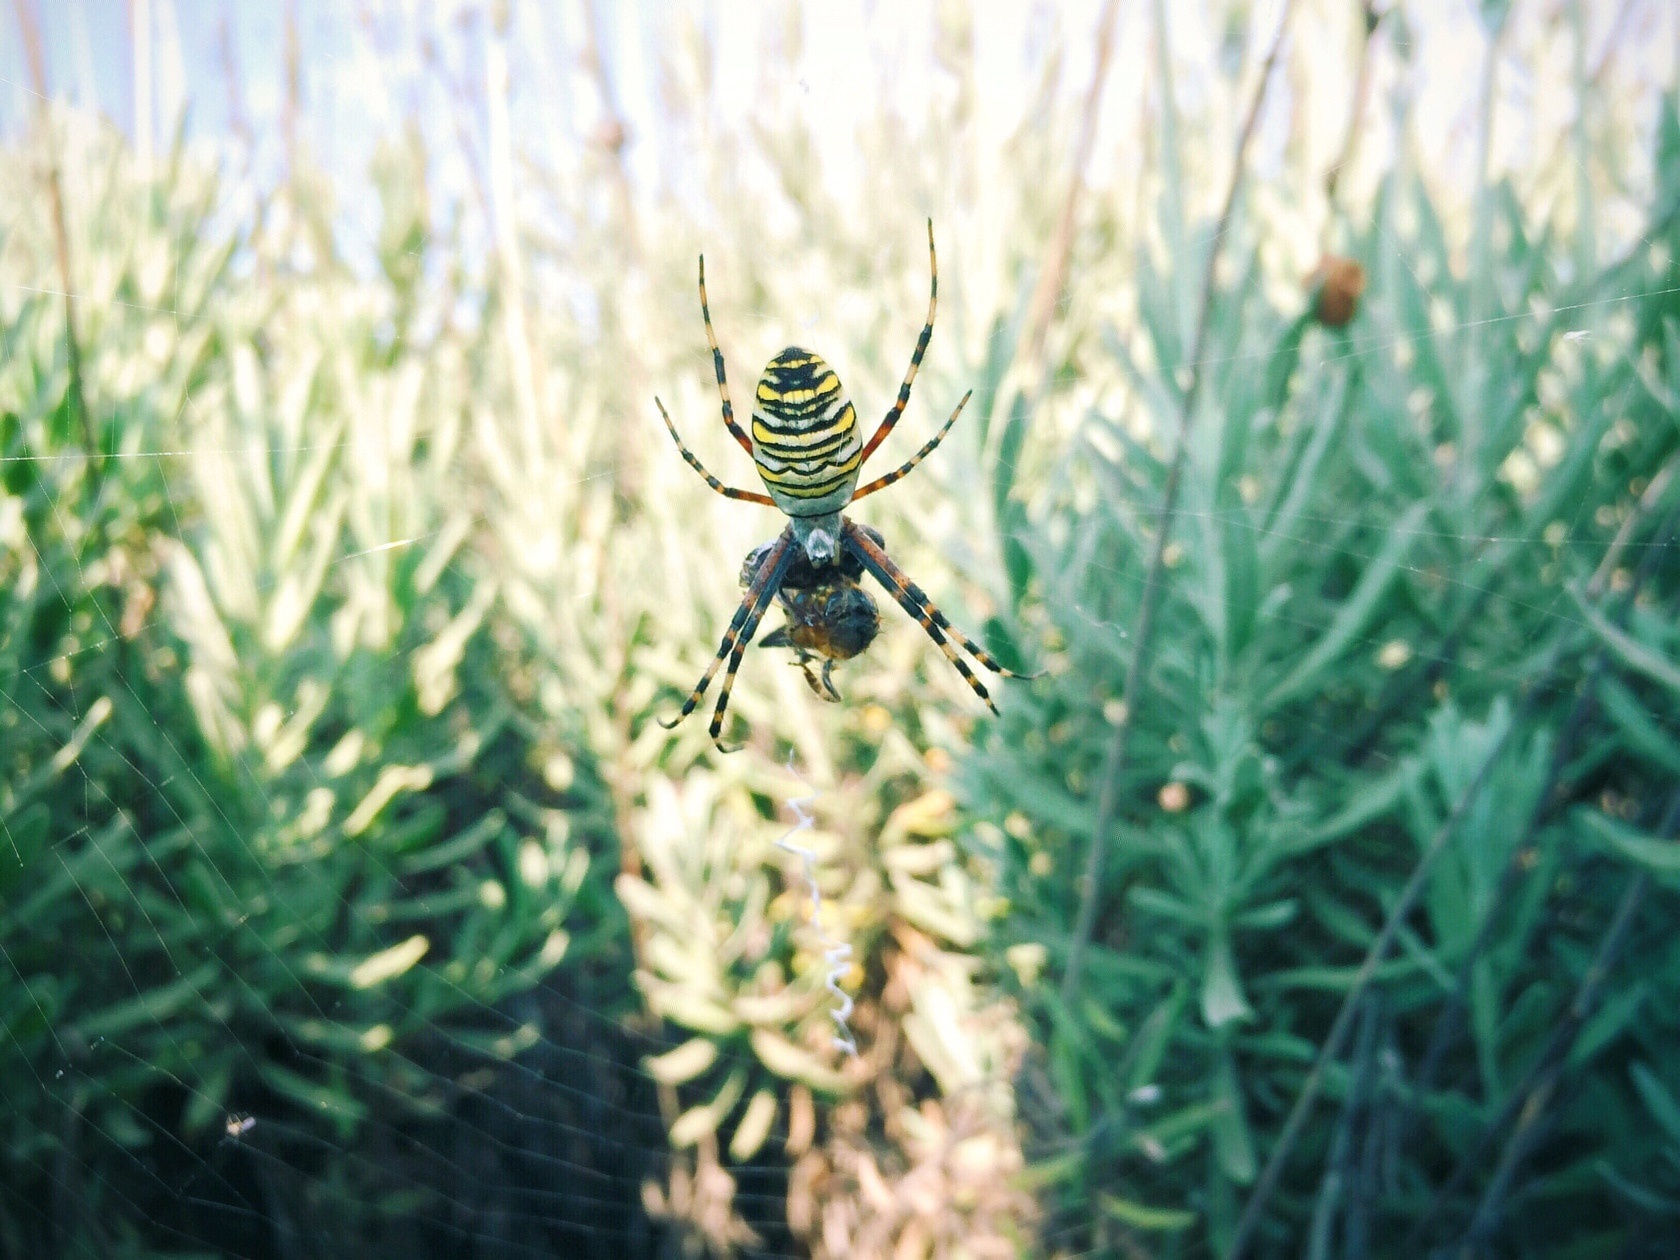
[{"left": 655, "top": 222, "right": 1036, "bottom": 750}]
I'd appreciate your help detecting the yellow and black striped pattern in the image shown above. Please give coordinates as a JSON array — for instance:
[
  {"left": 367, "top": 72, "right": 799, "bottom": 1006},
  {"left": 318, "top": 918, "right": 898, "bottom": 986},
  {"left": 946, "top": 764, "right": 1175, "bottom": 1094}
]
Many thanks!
[{"left": 748, "top": 348, "right": 863, "bottom": 517}]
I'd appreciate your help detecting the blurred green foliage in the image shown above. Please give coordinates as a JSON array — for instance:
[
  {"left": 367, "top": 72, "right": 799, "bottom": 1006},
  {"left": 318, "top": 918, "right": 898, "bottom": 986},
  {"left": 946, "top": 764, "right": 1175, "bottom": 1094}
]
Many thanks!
[
  {"left": 970, "top": 85, "right": 1680, "bottom": 1260},
  {"left": 0, "top": 123, "right": 636, "bottom": 1255}
]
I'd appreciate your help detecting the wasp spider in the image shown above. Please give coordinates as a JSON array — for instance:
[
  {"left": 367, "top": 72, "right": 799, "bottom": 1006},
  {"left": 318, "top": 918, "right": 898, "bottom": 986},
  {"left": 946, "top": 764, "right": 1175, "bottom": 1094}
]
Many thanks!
[{"left": 655, "top": 222, "right": 1035, "bottom": 751}]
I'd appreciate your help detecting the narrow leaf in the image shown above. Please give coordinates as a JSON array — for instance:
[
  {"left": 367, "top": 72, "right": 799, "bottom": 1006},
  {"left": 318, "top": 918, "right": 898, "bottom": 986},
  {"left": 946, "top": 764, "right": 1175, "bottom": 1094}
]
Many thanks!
[{"left": 1264, "top": 501, "right": 1431, "bottom": 710}]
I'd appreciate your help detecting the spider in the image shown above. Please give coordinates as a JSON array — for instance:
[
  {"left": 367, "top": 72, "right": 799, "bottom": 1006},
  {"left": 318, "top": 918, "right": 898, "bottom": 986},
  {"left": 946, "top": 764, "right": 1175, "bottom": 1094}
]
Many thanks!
[{"left": 655, "top": 221, "right": 1035, "bottom": 751}]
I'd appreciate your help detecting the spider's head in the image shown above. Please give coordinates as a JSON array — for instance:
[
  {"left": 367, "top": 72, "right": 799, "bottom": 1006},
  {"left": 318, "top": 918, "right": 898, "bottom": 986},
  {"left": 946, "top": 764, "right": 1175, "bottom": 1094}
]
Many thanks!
[
  {"left": 789, "top": 514, "right": 842, "bottom": 567},
  {"left": 804, "top": 525, "right": 838, "bottom": 565}
]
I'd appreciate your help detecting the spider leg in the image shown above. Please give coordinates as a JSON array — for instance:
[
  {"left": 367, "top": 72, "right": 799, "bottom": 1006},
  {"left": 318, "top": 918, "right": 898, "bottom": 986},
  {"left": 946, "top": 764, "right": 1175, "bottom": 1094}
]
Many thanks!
[
  {"left": 699, "top": 255, "right": 756, "bottom": 457},
  {"left": 857, "top": 219, "right": 938, "bottom": 467},
  {"left": 843, "top": 522, "right": 1041, "bottom": 715},
  {"left": 660, "top": 533, "right": 796, "bottom": 752},
  {"left": 761, "top": 625, "right": 843, "bottom": 701},
  {"left": 794, "top": 651, "right": 842, "bottom": 702},
  {"left": 792, "top": 659, "right": 828, "bottom": 701},
  {"left": 655, "top": 397, "right": 775, "bottom": 504},
  {"left": 851, "top": 390, "right": 971, "bottom": 501},
  {"left": 817, "top": 657, "right": 842, "bottom": 702}
]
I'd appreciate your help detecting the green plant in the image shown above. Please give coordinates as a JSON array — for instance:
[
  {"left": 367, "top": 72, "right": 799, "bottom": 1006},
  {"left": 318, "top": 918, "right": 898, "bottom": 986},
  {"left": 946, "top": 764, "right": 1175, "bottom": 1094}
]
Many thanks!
[
  {"left": 967, "top": 77, "right": 1680, "bottom": 1259},
  {"left": 0, "top": 118, "right": 629, "bottom": 1255}
]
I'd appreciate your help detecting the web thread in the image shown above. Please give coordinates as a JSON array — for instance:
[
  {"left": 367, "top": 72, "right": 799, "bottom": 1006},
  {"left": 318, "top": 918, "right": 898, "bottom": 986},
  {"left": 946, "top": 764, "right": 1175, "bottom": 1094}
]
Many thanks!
[{"left": 774, "top": 753, "right": 858, "bottom": 1059}]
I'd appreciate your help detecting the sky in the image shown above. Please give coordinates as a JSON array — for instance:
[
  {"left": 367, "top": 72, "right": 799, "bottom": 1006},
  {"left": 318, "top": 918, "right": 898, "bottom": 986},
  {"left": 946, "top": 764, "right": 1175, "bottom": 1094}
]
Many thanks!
[{"left": 3, "top": 2, "right": 1676, "bottom": 290}]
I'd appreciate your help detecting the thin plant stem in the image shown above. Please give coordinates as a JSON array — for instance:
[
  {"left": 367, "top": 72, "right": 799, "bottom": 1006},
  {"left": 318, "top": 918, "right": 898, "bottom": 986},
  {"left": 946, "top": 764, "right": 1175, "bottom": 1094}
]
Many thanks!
[
  {"left": 1305, "top": 997, "right": 1380, "bottom": 1260},
  {"left": 1397, "top": 488, "right": 1680, "bottom": 1154},
  {"left": 579, "top": 0, "right": 647, "bottom": 500},
  {"left": 14, "top": 0, "right": 98, "bottom": 490},
  {"left": 486, "top": 3, "right": 545, "bottom": 470},
  {"left": 282, "top": 0, "right": 300, "bottom": 181},
  {"left": 581, "top": 0, "right": 641, "bottom": 264},
  {"left": 1322, "top": 2, "right": 1380, "bottom": 241},
  {"left": 1463, "top": 9, "right": 1510, "bottom": 482},
  {"left": 1456, "top": 864, "right": 1655, "bottom": 1248},
  {"left": 1061, "top": 0, "right": 1298, "bottom": 1003},
  {"left": 1021, "top": 0, "right": 1123, "bottom": 382},
  {"left": 127, "top": 0, "right": 153, "bottom": 169},
  {"left": 1400, "top": 506, "right": 1680, "bottom": 1245},
  {"left": 1403, "top": 795, "right": 1663, "bottom": 1254},
  {"left": 216, "top": 7, "right": 253, "bottom": 150},
  {"left": 1226, "top": 693, "right": 1528, "bottom": 1260}
]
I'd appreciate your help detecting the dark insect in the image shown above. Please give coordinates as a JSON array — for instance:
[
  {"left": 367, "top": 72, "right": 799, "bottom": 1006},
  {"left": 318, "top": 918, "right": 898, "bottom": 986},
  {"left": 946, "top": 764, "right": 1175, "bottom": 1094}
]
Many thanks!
[
  {"left": 655, "top": 221, "right": 1037, "bottom": 751},
  {"left": 743, "top": 527, "right": 883, "bottom": 703}
]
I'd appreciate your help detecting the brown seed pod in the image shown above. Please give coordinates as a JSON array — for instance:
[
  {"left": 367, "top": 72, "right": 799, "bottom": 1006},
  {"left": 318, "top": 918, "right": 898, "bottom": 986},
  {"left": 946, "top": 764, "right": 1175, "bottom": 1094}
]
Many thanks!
[{"left": 1307, "top": 254, "right": 1367, "bottom": 328}]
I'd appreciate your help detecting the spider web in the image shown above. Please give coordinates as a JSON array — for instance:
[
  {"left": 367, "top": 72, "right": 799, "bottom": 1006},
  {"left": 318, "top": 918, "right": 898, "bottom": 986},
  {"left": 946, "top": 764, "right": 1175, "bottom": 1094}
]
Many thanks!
[{"left": 2, "top": 3, "right": 1677, "bottom": 1259}]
